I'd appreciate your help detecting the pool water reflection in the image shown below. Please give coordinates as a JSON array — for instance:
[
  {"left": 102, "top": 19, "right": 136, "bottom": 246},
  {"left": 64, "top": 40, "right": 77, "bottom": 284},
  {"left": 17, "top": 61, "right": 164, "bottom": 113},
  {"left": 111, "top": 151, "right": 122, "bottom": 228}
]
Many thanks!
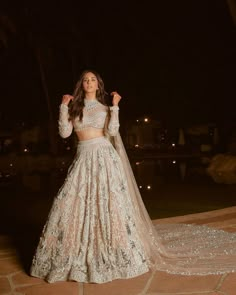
[
  {"left": 128, "top": 156, "right": 236, "bottom": 219},
  {"left": 131, "top": 156, "right": 208, "bottom": 188},
  {"left": 0, "top": 154, "right": 236, "bottom": 232}
]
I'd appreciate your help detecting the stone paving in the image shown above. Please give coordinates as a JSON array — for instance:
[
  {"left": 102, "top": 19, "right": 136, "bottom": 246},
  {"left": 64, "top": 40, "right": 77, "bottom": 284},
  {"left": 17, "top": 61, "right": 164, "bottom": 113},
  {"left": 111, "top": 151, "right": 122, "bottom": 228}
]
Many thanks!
[{"left": 1, "top": 206, "right": 236, "bottom": 295}]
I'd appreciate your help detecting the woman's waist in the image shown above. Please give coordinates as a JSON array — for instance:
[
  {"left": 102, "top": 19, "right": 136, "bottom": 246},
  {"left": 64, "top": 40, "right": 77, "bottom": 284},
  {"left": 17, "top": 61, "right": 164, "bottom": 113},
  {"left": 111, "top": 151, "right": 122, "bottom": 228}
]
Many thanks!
[
  {"left": 75, "top": 128, "right": 104, "bottom": 141},
  {"left": 78, "top": 136, "right": 110, "bottom": 147}
]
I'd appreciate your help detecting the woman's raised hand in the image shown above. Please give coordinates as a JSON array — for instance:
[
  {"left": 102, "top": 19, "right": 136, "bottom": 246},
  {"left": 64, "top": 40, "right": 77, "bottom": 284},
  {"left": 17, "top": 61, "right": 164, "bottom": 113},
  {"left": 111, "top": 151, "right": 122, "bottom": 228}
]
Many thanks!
[
  {"left": 62, "top": 94, "right": 74, "bottom": 106},
  {"left": 111, "top": 91, "right": 122, "bottom": 106}
]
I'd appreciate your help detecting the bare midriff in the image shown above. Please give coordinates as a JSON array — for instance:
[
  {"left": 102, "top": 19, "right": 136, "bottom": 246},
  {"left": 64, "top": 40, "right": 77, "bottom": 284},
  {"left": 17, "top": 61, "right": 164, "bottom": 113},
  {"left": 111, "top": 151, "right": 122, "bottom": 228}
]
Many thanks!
[{"left": 75, "top": 128, "right": 105, "bottom": 141}]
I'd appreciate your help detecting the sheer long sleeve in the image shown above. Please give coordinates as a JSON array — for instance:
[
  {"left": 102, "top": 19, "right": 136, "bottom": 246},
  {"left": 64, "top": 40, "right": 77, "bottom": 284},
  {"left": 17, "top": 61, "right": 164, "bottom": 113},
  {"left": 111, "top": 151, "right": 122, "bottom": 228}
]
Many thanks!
[
  {"left": 107, "top": 106, "right": 120, "bottom": 136},
  {"left": 58, "top": 104, "right": 73, "bottom": 138}
]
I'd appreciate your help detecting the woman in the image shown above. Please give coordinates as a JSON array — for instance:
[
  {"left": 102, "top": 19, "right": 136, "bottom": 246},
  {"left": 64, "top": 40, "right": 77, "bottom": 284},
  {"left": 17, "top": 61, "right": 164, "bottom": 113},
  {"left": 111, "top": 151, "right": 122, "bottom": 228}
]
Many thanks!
[{"left": 30, "top": 70, "right": 236, "bottom": 284}]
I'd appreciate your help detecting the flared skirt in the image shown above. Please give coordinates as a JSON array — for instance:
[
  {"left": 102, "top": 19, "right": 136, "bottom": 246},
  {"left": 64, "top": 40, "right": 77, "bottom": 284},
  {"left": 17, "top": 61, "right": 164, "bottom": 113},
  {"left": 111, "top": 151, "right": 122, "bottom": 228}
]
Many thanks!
[{"left": 30, "top": 136, "right": 149, "bottom": 283}]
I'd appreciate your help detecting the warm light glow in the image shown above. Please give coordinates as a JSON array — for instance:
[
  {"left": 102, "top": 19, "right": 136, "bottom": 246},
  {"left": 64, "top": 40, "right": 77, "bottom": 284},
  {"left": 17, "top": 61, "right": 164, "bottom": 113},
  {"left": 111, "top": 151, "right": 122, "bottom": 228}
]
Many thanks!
[
  {"left": 144, "top": 118, "right": 149, "bottom": 122},
  {"left": 171, "top": 143, "right": 176, "bottom": 147},
  {"left": 9, "top": 163, "right": 13, "bottom": 167},
  {"left": 147, "top": 185, "right": 151, "bottom": 190},
  {"left": 139, "top": 185, "right": 142, "bottom": 188},
  {"left": 136, "top": 162, "right": 140, "bottom": 165},
  {"left": 24, "top": 148, "right": 28, "bottom": 152},
  {"left": 172, "top": 160, "right": 176, "bottom": 164},
  {"left": 66, "top": 146, "right": 71, "bottom": 150},
  {"left": 136, "top": 119, "right": 139, "bottom": 122},
  {"left": 135, "top": 144, "right": 139, "bottom": 148}
]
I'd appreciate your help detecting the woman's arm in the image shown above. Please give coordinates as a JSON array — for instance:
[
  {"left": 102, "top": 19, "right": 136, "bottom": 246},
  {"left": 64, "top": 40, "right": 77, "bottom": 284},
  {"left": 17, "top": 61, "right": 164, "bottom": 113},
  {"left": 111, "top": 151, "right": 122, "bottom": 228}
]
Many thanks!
[
  {"left": 106, "top": 91, "right": 122, "bottom": 136},
  {"left": 107, "top": 106, "right": 120, "bottom": 136},
  {"left": 58, "top": 104, "right": 73, "bottom": 138}
]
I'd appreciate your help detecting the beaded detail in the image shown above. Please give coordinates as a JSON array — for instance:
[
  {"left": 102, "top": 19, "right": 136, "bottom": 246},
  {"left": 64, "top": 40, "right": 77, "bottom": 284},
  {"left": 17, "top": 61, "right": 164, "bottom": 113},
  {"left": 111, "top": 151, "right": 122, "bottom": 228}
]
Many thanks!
[
  {"left": 84, "top": 98, "right": 100, "bottom": 110},
  {"left": 58, "top": 101, "right": 120, "bottom": 137},
  {"left": 33, "top": 100, "right": 236, "bottom": 285},
  {"left": 30, "top": 137, "right": 149, "bottom": 283}
]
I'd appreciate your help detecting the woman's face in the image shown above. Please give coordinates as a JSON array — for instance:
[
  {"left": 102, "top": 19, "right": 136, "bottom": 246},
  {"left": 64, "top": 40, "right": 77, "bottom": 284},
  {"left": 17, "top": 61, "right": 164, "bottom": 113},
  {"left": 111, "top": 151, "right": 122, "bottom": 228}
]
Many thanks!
[{"left": 82, "top": 72, "right": 99, "bottom": 95}]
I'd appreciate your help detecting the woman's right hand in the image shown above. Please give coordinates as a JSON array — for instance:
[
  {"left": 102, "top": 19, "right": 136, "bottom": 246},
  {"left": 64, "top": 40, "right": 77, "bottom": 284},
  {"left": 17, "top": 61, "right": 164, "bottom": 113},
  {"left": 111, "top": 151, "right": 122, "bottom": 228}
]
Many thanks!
[{"left": 62, "top": 94, "right": 74, "bottom": 106}]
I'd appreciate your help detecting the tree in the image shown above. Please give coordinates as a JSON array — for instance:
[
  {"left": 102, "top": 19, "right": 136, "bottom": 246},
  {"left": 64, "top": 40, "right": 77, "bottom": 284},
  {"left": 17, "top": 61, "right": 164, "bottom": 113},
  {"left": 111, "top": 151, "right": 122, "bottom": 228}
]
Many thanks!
[
  {"left": 0, "top": 13, "right": 16, "bottom": 49},
  {"left": 226, "top": 0, "right": 236, "bottom": 25}
]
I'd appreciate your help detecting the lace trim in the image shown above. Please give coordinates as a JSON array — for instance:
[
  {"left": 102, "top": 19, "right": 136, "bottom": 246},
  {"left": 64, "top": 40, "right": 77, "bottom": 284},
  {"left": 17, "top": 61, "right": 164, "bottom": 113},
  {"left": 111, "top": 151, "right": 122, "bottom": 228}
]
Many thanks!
[{"left": 110, "top": 106, "right": 119, "bottom": 111}]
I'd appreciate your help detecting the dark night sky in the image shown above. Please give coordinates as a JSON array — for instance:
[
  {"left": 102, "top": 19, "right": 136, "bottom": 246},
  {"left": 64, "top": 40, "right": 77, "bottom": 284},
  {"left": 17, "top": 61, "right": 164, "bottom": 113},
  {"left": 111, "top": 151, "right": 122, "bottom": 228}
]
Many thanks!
[{"left": 0, "top": 0, "right": 236, "bottom": 128}]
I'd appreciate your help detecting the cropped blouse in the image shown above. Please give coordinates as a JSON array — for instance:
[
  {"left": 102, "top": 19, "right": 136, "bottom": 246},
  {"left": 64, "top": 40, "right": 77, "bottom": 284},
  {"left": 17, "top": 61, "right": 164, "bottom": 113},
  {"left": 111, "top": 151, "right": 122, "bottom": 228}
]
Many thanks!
[{"left": 58, "top": 99, "right": 120, "bottom": 138}]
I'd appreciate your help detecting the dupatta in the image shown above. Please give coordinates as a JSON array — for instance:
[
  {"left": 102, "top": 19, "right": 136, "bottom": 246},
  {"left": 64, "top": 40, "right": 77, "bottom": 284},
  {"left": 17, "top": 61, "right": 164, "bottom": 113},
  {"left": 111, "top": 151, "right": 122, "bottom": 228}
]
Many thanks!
[{"left": 107, "top": 130, "right": 236, "bottom": 275}]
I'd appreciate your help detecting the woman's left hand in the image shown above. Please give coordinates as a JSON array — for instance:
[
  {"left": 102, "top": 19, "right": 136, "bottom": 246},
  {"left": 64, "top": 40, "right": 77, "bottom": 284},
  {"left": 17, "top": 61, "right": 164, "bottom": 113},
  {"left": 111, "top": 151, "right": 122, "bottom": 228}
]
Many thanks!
[{"left": 111, "top": 91, "right": 122, "bottom": 106}]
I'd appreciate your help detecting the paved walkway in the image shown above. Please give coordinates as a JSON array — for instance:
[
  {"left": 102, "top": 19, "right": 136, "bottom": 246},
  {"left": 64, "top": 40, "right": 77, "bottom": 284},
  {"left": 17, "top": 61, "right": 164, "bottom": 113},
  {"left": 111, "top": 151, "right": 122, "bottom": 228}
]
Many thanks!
[{"left": 1, "top": 206, "right": 236, "bottom": 295}]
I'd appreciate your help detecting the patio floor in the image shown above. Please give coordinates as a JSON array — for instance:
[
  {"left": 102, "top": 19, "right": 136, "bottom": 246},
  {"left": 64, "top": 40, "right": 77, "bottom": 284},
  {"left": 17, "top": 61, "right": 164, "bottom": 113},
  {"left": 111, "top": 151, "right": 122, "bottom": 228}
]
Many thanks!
[{"left": 1, "top": 206, "right": 236, "bottom": 295}]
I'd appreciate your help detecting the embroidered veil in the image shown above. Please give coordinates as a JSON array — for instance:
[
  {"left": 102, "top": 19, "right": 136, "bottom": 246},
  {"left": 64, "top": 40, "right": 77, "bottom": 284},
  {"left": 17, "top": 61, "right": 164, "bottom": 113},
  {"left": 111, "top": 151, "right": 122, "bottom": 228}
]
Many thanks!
[{"left": 109, "top": 131, "right": 236, "bottom": 275}]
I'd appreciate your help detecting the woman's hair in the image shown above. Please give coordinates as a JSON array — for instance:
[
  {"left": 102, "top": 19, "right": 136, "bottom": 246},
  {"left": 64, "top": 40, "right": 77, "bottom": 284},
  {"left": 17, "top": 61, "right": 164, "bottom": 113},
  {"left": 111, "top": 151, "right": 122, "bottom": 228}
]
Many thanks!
[{"left": 69, "top": 70, "right": 107, "bottom": 121}]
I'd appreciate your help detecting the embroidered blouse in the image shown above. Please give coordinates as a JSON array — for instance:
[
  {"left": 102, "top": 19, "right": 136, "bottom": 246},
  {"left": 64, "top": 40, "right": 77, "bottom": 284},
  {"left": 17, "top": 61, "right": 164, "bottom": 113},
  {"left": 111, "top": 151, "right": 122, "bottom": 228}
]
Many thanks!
[{"left": 58, "top": 99, "right": 120, "bottom": 138}]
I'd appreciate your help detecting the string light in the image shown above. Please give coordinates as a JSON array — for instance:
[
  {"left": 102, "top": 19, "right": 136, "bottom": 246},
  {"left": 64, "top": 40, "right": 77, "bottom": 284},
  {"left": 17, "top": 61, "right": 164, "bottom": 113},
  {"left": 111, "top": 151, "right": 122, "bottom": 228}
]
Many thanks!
[
  {"left": 147, "top": 185, "right": 151, "bottom": 190},
  {"left": 135, "top": 144, "right": 139, "bottom": 148},
  {"left": 144, "top": 118, "right": 149, "bottom": 122}
]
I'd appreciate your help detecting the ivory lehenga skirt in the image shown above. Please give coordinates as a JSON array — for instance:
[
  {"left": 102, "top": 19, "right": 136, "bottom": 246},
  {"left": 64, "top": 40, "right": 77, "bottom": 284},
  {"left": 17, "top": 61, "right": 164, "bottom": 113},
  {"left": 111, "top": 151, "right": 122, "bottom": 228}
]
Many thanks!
[
  {"left": 30, "top": 136, "right": 150, "bottom": 283},
  {"left": 30, "top": 136, "right": 236, "bottom": 283}
]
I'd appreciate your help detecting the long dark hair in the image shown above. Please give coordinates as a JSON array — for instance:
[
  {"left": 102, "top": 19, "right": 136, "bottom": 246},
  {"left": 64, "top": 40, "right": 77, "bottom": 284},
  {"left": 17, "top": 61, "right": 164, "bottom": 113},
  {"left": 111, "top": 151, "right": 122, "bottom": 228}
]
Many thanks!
[{"left": 69, "top": 70, "right": 107, "bottom": 121}]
